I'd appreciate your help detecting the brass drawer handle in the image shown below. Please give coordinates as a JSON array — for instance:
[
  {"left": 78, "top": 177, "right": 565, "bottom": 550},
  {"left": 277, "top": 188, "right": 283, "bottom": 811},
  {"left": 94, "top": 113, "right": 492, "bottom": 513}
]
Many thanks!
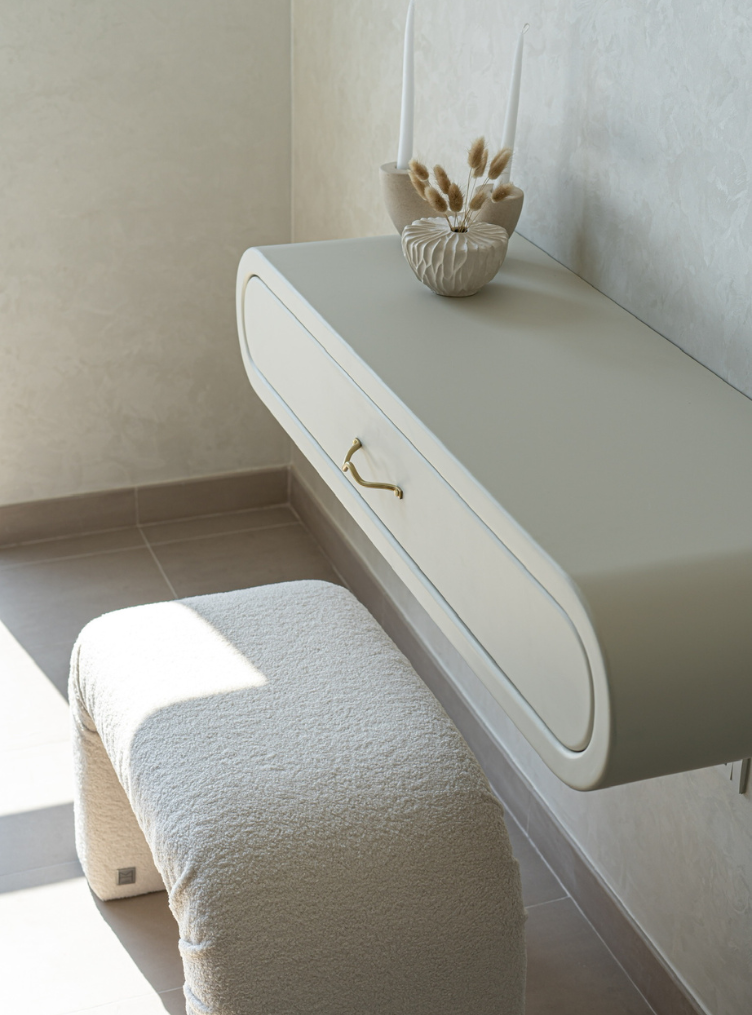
[{"left": 342, "top": 438, "right": 403, "bottom": 499}]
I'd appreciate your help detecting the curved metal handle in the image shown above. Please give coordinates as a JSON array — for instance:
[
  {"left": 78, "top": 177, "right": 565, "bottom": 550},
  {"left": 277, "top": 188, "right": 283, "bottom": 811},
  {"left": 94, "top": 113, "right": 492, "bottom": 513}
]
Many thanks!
[{"left": 342, "top": 439, "right": 403, "bottom": 499}]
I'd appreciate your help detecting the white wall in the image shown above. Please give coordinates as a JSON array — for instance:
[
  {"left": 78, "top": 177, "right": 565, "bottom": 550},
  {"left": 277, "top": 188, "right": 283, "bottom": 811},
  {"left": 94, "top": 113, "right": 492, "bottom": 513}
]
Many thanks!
[
  {"left": 291, "top": 2, "right": 752, "bottom": 1013},
  {"left": 0, "top": 1, "right": 291, "bottom": 506}
]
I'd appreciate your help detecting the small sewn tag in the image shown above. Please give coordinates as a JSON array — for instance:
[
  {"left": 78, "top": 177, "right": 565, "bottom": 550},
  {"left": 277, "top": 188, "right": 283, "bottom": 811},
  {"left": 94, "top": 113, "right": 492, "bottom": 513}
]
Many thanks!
[{"left": 117, "top": 867, "right": 136, "bottom": 886}]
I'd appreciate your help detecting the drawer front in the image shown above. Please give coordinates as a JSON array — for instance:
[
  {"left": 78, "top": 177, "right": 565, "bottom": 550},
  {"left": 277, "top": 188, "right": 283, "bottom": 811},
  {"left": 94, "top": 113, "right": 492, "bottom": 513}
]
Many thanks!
[{"left": 245, "top": 278, "right": 594, "bottom": 751}]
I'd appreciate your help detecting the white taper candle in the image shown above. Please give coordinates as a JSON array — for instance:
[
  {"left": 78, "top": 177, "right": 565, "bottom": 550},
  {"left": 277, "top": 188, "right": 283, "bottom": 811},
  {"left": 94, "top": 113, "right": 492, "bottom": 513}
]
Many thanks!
[
  {"left": 500, "top": 24, "right": 529, "bottom": 182},
  {"left": 396, "top": 0, "right": 415, "bottom": 170}
]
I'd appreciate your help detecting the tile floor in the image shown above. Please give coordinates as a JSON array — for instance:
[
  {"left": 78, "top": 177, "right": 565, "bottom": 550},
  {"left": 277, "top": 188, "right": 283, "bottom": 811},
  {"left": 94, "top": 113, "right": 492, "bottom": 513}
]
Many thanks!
[{"left": 0, "top": 504, "right": 654, "bottom": 1014}]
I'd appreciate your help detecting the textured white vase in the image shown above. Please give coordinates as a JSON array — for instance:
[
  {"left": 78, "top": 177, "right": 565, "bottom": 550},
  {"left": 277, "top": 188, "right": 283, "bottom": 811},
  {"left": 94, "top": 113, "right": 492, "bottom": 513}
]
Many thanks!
[{"left": 401, "top": 218, "right": 509, "bottom": 297}]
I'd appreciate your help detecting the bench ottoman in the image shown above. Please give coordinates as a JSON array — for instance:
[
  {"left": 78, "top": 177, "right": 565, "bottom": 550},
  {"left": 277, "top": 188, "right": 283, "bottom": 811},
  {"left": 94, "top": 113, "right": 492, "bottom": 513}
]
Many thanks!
[{"left": 70, "top": 579, "right": 526, "bottom": 1015}]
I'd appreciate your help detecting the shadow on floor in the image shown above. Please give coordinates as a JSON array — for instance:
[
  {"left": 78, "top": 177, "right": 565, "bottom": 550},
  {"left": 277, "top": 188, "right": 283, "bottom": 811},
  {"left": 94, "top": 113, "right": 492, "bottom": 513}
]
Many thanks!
[
  {"left": 0, "top": 803, "right": 78, "bottom": 882},
  {"left": 95, "top": 889, "right": 186, "bottom": 1013}
]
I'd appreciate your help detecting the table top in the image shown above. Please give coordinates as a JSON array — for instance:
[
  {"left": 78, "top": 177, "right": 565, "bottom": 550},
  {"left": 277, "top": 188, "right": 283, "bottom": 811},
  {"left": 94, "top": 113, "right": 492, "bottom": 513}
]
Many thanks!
[{"left": 258, "top": 233, "right": 752, "bottom": 583}]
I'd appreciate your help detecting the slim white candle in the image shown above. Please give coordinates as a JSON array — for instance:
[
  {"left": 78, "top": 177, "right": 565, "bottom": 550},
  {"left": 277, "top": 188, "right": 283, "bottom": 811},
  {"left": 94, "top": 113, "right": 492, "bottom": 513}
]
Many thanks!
[
  {"left": 396, "top": 0, "right": 415, "bottom": 170},
  {"left": 500, "top": 24, "right": 529, "bottom": 182}
]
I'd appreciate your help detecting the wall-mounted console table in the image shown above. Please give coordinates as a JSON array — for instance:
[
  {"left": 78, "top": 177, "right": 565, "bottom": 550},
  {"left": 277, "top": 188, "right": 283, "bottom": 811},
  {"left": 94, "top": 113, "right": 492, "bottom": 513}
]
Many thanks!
[{"left": 237, "top": 234, "right": 752, "bottom": 790}]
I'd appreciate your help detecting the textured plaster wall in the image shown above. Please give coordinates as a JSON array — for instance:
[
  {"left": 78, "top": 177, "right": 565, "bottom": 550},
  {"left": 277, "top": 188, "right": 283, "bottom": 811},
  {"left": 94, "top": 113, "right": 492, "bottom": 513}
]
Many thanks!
[
  {"left": 292, "top": 0, "right": 752, "bottom": 401},
  {"left": 0, "top": 1, "right": 291, "bottom": 506},
  {"left": 291, "top": 3, "right": 752, "bottom": 1013}
]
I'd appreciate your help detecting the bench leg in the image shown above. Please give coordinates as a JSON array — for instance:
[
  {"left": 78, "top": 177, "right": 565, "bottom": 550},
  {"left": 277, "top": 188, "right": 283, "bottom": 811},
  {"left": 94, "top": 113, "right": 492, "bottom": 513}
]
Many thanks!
[{"left": 70, "top": 686, "right": 163, "bottom": 901}]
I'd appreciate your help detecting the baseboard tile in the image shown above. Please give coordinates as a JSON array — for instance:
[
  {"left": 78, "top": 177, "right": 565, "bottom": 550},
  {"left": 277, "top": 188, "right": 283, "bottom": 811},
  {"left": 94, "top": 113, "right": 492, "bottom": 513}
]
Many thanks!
[
  {"left": 135, "top": 467, "right": 288, "bottom": 525},
  {"left": 290, "top": 466, "right": 704, "bottom": 1015},
  {"left": 0, "top": 488, "right": 137, "bottom": 548},
  {"left": 0, "top": 467, "right": 289, "bottom": 547}
]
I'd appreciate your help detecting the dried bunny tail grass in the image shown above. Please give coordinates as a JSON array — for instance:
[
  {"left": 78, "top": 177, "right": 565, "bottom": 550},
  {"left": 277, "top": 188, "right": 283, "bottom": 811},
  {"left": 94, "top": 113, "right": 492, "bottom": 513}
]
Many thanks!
[
  {"left": 488, "top": 148, "right": 512, "bottom": 180},
  {"left": 473, "top": 147, "right": 488, "bottom": 178},
  {"left": 491, "top": 182, "right": 513, "bottom": 202},
  {"left": 409, "top": 171, "right": 427, "bottom": 197},
  {"left": 425, "top": 185, "right": 449, "bottom": 214},
  {"left": 408, "top": 159, "right": 429, "bottom": 181},
  {"left": 468, "top": 190, "right": 487, "bottom": 212},
  {"left": 433, "top": 165, "right": 451, "bottom": 194},
  {"left": 467, "top": 136, "right": 486, "bottom": 171},
  {"left": 447, "top": 182, "right": 464, "bottom": 212}
]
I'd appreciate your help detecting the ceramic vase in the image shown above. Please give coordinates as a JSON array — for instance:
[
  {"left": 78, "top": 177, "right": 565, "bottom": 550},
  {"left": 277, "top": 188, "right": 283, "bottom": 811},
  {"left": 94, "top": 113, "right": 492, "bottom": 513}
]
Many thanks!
[
  {"left": 380, "top": 162, "right": 433, "bottom": 233},
  {"left": 475, "top": 184, "right": 525, "bottom": 237},
  {"left": 402, "top": 218, "right": 509, "bottom": 298},
  {"left": 381, "top": 162, "right": 524, "bottom": 237}
]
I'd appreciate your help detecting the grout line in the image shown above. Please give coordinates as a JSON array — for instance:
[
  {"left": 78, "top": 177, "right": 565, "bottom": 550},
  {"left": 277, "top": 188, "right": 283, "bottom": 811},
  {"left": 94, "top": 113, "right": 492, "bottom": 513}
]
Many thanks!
[
  {"left": 563, "top": 890, "right": 661, "bottom": 1015},
  {"left": 0, "top": 543, "right": 149, "bottom": 571},
  {"left": 0, "top": 524, "right": 137, "bottom": 553},
  {"left": 524, "top": 896, "right": 569, "bottom": 912},
  {"left": 0, "top": 500, "right": 291, "bottom": 555},
  {"left": 0, "top": 859, "right": 83, "bottom": 880},
  {"left": 56, "top": 987, "right": 182, "bottom": 1015},
  {"left": 0, "top": 514, "right": 297, "bottom": 570},
  {"left": 141, "top": 520, "right": 298, "bottom": 549},
  {"left": 137, "top": 500, "right": 290, "bottom": 530},
  {"left": 137, "top": 530, "right": 178, "bottom": 599}
]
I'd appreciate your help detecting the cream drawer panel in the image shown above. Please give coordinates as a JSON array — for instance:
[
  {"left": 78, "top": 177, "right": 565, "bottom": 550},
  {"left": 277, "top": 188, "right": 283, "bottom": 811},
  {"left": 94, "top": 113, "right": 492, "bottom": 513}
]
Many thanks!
[{"left": 245, "top": 278, "right": 594, "bottom": 751}]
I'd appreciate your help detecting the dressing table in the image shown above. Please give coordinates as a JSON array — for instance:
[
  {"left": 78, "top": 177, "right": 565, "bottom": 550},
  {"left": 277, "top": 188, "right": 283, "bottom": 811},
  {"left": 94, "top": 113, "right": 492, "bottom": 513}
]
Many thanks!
[{"left": 237, "top": 234, "right": 752, "bottom": 789}]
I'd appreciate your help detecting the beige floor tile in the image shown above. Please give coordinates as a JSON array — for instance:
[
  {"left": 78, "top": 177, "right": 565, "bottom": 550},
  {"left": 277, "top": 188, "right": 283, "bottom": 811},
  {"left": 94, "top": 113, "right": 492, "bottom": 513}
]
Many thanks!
[
  {"left": 94, "top": 891, "right": 183, "bottom": 994},
  {"left": 0, "top": 741, "right": 73, "bottom": 816},
  {"left": 65, "top": 991, "right": 184, "bottom": 1015},
  {"left": 0, "top": 860, "right": 83, "bottom": 894},
  {"left": 155, "top": 989, "right": 187, "bottom": 1015},
  {"left": 0, "top": 548, "right": 174, "bottom": 697},
  {"left": 0, "top": 878, "right": 180, "bottom": 1015},
  {"left": 0, "top": 801, "right": 77, "bottom": 876},
  {"left": 140, "top": 505, "right": 296, "bottom": 545},
  {"left": 525, "top": 897, "right": 652, "bottom": 1015},
  {"left": 151, "top": 523, "right": 341, "bottom": 598},
  {"left": 0, "top": 620, "right": 70, "bottom": 750}
]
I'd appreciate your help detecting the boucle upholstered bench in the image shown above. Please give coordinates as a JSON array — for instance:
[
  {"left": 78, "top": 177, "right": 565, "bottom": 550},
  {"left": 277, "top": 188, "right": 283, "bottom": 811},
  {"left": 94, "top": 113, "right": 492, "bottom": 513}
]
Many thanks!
[{"left": 70, "top": 580, "right": 526, "bottom": 1015}]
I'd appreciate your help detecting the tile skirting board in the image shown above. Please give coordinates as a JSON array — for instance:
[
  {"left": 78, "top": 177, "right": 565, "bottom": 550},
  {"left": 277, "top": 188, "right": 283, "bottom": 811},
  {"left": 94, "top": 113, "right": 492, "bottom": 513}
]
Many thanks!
[
  {"left": 0, "top": 467, "right": 289, "bottom": 547},
  {"left": 289, "top": 461, "right": 704, "bottom": 1015}
]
